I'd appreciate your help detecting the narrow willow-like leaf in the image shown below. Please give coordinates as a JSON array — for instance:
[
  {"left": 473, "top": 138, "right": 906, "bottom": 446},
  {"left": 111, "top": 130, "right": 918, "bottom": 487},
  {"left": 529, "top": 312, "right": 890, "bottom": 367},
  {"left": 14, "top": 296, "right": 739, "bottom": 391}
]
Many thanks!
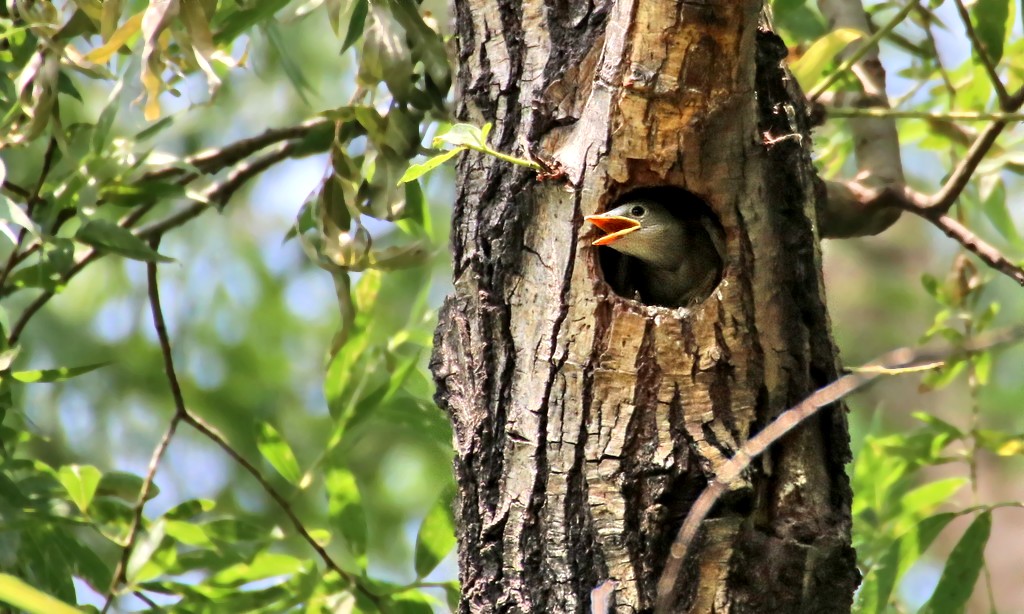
[
  {"left": 919, "top": 511, "right": 992, "bottom": 614},
  {"left": 856, "top": 512, "right": 957, "bottom": 614},
  {"left": 8, "top": 361, "right": 111, "bottom": 383},
  {"left": 255, "top": 422, "right": 303, "bottom": 485},
  {"left": 0, "top": 574, "right": 80, "bottom": 614},
  {"left": 790, "top": 28, "right": 863, "bottom": 90},
  {"left": 399, "top": 147, "right": 463, "bottom": 184},
  {"left": 414, "top": 486, "right": 456, "bottom": 578},
  {"left": 76, "top": 219, "right": 174, "bottom": 262}
]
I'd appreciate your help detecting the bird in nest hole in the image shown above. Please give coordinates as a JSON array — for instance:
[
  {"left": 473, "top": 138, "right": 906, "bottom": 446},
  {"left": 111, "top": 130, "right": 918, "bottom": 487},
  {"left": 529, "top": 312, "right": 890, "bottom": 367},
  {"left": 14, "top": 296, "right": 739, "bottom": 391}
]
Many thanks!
[{"left": 585, "top": 199, "right": 724, "bottom": 308}]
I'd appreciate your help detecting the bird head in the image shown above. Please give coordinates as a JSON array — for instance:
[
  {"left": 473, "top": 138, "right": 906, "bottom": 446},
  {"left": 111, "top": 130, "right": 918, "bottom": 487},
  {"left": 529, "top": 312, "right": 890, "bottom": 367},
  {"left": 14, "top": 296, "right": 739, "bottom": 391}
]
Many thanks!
[{"left": 585, "top": 200, "right": 686, "bottom": 269}]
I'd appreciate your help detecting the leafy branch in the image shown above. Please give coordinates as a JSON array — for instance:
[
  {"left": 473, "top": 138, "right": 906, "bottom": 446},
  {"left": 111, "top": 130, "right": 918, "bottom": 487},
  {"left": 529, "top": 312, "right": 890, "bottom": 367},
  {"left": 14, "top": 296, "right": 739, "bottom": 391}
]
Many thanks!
[
  {"left": 99, "top": 238, "right": 385, "bottom": 611},
  {"left": 399, "top": 122, "right": 541, "bottom": 184}
]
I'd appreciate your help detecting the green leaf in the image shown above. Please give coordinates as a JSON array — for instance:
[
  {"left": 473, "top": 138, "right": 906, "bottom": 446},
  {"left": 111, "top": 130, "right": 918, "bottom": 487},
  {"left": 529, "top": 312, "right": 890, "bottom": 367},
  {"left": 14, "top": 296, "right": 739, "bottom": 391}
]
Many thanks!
[
  {"left": 126, "top": 518, "right": 167, "bottom": 583},
  {"left": 341, "top": 0, "right": 369, "bottom": 51},
  {"left": 389, "top": 589, "right": 436, "bottom": 613},
  {"left": 75, "top": 219, "right": 174, "bottom": 262},
  {"left": 919, "top": 511, "right": 992, "bottom": 614},
  {"left": 899, "top": 478, "right": 966, "bottom": 519},
  {"left": 979, "top": 175, "right": 1021, "bottom": 245},
  {"left": 920, "top": 357, "right": 967, "bottom": 391},
  {"left": 789, "top": 28, "right": 865, "bottom": 91},
  {"left": 433, "top": 123, "right": 489, "bottom": 149},
  {"left": 212, "top": 552, "right": 305, "bottom": 586},
  {"left": 256, "top": 422, "right": 303, "bottom": 485},
  {"left": 0, "top": 573, "right": 80, "bottom": 614},
  {"left": 790, "top": 28, "right": 864, "bottom": 90},
  {"left": 91, "top": 81, "right": 122, "bottom": 154},
  {"left": 401, "top": 179, "right": 431, "bottom": 235},
  {"left": 0, "top": 347, "right": 20, "bottom": 371},
  {"left": 96, "top": 471, "right": 161, "bottom": 502},
  {"left": 8, "top": 361, "right": 111, "bottom": 383},
  {"left": 857, "top": 512, "right": 957, "bottom": 614},
  {"left": 971, "top": 0, "right": 1011, "bottom": 64},
  {"left": 414, "top": 486, "right": 456, "bottom": 578},
  {"left": 399, "top": 147, "right": 464, "bottom": 184},
  {"left": 163, "top": 498, "right": 216, "bottom": 520},
  {"left": 354, "top": 269, "right": 382, "bottom": 312},
  {"left": 326, "top": 466, "right": 367, "bottom": 560},
  {"left": 136, "top": 115, "right": 175, "bottom": 140},
  {"left": 443, "top": 582, "right": 460, "bottom": 611},
  {"left": 6, "top": 238, "right": 75, "bottom": 292},
  {"left": 56, "top": 464, "right": 102, "bottom": 513},
  {"left": 359, "top": 4, "right": 413, "bottom": 102},
  {"left": 213, "top": 0, "right": 291, "bottom": 45}
]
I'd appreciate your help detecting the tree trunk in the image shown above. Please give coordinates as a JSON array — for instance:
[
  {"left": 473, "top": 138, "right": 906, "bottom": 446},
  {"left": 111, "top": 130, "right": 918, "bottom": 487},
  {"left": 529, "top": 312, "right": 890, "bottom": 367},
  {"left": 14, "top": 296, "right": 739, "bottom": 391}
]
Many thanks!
[{"left": 431, "top": 1, "right": 859, "bottom": 612}]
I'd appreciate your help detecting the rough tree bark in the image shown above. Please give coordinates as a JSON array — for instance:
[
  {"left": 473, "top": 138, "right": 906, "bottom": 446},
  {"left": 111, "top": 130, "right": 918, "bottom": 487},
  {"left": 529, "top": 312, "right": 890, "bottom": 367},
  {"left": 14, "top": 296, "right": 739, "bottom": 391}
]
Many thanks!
[{"left": 431, "top": 1, "right": 859, "bottom": 612}]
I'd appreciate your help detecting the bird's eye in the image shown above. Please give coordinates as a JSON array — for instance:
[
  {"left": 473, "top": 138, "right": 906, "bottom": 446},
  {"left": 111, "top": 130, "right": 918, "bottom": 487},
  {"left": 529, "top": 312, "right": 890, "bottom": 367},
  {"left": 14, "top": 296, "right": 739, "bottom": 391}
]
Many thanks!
[{"left": 629, "top": 205, "right": 645, "bottom": 217}]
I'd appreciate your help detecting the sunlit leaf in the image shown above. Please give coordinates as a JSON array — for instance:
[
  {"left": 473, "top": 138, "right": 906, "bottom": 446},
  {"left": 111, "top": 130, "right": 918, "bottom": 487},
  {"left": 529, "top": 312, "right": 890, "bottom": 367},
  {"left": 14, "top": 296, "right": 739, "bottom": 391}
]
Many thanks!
[
  {"left": 86, "top": 11, "right": 143, "bottom": 63},
  {"left": 8, "top": 361, "right": 111, "bottom": 383},
  {"left": 342, "top": 0, "right": 369, "bottom": 51},
  {"left": 56, "top": 464, "right": 103, "bottom": 513},
  {"left": 326, "top": 466, "right": 367, "bottom": 560},
  {"left": 0, "top": 574, "right": 79, "bottom": 614},
  {"left": 790, "top": 29, "right": 864, "bottom": 91},
  {"left": 399, "top": 147, "right": 463, "bottom": 184},
  {"left": 256, "top": 422, "right": 303, "bottom": 485}
]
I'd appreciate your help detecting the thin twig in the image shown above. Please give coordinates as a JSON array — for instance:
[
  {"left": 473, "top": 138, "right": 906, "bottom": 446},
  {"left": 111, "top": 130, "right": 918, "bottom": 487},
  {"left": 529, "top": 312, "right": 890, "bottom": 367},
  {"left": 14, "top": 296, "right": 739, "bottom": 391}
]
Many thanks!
[
  {"left": 137, "top": 141, "right": 301, "bottom": 240},
  {"left": 5, "top": 141, "right": 302, "bottom": 345},
  {"left": 654, "top": 324, "right": 1024, "bottom": 613},
  {"left": 950, "top": 0, "right": 1011, "bottom": 108},
  {"left": 1, "top": 118, "right": 328, "bottom": 284},
  {"left": 102, "top": 238, "right": 184, "bottom": 613},
  {"left": 0, "top": 180, "right": 32, "bottom": 199},
  {"left": 807, "top": 1, "right": 917, "bottom": 101},
  {"left": 0, "top": 137, "right": 58, "bottom": 290},
  {"left": 930, "top": 214, "right": 1024, "bottom": 285},
  {"left": 180, "top": 410, "right": 381, "bottom": 607},
  {"left": 133, "top": 590, "right": 161, "bottom": 610},
  {"left": 143, "top": 117, "right": 330, "bottom": 182},
  {"left": 925, "top": 87, "right": 1024, "bottom": 213},
  {"left": 828, "top": 108, "right": 1024, "bottom": 122}
]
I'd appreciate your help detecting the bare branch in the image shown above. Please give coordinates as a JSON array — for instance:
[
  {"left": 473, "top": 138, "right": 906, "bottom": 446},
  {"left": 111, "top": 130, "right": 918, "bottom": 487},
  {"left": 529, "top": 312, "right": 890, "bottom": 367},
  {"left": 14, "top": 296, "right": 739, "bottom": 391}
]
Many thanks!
[
  {"left": 143, "top": 117, "right": 330, "bottom": 183},
  {"left": 137, "top": 141, "right": 302, "bottom": 240},
  {"left": 812, "top": 0, "right": 911, "bottom": 237},
  {"left": 5, "top": 140, "right": 305, "bottom": 345},
  {"left": 931, "top": 215, "right": 1024, "bottom": 285},
  {"left": 655, "top": 324, "right": 1024, "bottom": 613},
  {"left": 926, "top": 87, "right": 1024, "bottom": 213},
  {"left": 828, "top": 181, "right": 1024, "bottom": 286},
  {"left": 103, "top": 238, "right": 184, "bottom": 614}
]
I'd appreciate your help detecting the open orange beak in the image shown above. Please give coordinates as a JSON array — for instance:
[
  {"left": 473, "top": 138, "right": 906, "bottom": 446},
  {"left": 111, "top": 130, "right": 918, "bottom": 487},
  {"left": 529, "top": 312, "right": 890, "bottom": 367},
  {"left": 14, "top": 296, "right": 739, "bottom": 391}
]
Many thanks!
[{"left": 584, "top": 214, "right": 641, "bottom": 246}]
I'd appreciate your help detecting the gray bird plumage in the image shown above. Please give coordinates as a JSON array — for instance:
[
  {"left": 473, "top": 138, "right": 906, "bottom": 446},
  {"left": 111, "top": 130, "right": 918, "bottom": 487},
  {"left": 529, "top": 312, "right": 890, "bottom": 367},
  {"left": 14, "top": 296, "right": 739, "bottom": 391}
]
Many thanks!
[{"left": 585, "top": 199, "right": 723, "bottom": 307}]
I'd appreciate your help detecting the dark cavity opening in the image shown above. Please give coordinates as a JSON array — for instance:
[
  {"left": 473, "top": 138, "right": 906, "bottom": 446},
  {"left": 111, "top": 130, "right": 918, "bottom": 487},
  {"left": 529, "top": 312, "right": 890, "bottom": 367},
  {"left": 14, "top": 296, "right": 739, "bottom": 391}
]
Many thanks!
[{"left": 590, "top": 187, "right": 724, "bottom": 308}]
